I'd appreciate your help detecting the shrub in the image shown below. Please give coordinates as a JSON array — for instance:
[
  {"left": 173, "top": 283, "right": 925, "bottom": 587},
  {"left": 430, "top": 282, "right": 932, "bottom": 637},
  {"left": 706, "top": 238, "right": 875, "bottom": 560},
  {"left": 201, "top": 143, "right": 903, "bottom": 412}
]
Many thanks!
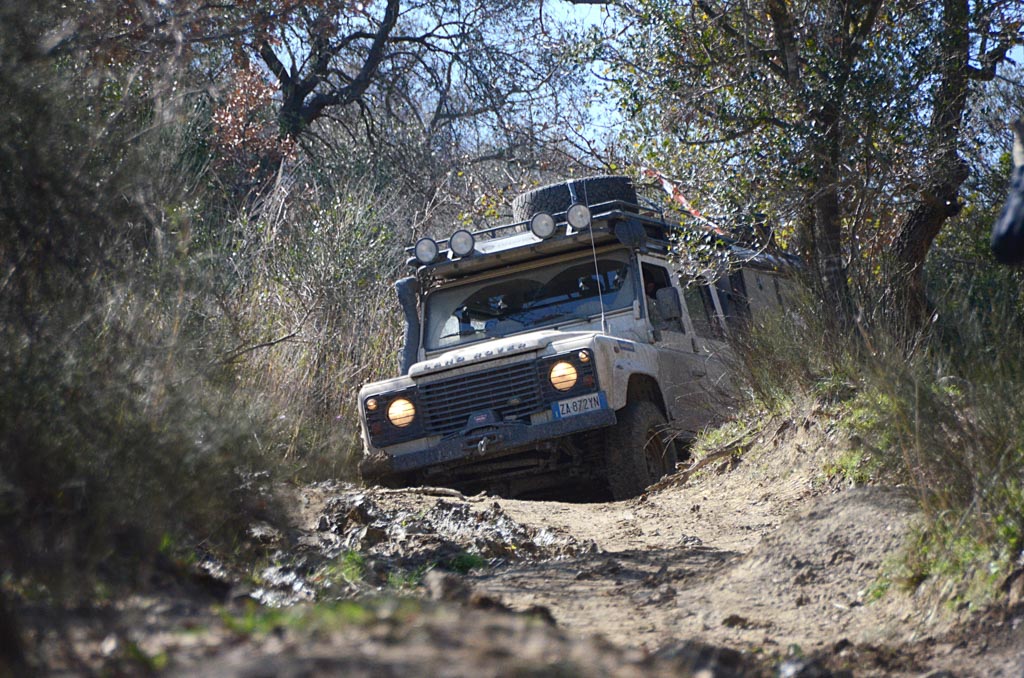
[
  {"left": 0, "top": 5, "right": 279, "bottom": 593},
  {"left": 213, "top": 175, "right": 409, "bottom": 480},
  {"left": 732, "top": 269, "right": 1024, "bottom": 603}
]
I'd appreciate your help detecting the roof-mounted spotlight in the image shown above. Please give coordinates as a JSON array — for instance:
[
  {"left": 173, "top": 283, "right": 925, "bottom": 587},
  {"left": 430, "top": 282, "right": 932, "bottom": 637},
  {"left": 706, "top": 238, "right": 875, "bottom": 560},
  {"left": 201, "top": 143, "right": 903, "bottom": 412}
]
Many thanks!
[
  {"left": 529, "top": 212, "right": 557, "bottom": 239},
  {"left": 449, "top": 229, "right": 476, "bottom": 257},
  {"left": 566, "top": 203, "right": 592, "bottom": 230},
  {"left": 414, "top": 237, "right": 439, "bottom": 264}
]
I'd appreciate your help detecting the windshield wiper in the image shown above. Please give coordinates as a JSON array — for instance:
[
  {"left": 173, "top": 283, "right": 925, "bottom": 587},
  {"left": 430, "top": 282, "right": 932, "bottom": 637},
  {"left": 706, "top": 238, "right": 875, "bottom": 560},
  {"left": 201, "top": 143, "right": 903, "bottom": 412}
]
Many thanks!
[{"left": 438, "top": 329, "right": 483, "bottom": 341}]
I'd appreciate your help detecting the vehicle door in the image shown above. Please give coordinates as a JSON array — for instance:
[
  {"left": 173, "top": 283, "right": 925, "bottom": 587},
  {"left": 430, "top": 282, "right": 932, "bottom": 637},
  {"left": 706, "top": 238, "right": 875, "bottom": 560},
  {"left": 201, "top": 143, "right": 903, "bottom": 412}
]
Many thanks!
[
  {"left": 638, "top": 258, "right": 721, "bottom": 431},
  {"left": 677, "top": 274, "right": 732, "bottom": 400}
]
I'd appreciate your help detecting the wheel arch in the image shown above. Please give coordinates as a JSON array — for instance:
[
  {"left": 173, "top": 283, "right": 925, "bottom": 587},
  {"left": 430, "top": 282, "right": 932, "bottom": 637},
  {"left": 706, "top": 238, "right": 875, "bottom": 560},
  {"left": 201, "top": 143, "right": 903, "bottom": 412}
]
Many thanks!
[{"left": 625, "top": 373, "right": 668, "bottom": 418}]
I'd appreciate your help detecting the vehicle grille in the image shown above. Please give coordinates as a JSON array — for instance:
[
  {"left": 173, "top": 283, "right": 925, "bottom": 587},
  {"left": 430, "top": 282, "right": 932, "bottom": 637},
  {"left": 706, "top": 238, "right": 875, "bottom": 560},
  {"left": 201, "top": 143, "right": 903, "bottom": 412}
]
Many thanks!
[{"left": 420, "top": 362, "right": 543, "bottom": 436}]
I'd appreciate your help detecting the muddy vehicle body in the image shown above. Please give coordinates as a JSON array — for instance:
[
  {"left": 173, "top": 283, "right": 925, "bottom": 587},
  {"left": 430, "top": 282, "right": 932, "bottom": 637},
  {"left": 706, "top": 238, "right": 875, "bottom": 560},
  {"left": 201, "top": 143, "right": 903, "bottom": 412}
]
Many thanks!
[{"left": 358, "top": 177, "right": 796, "bottom": 499}]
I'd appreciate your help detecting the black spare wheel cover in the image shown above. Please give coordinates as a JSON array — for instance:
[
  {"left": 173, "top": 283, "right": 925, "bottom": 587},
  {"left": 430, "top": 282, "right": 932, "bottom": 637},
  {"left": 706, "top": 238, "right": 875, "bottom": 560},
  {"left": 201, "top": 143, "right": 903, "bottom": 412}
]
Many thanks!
[{"left": 511, "top": 175, "right": 638, "bottom": 222}]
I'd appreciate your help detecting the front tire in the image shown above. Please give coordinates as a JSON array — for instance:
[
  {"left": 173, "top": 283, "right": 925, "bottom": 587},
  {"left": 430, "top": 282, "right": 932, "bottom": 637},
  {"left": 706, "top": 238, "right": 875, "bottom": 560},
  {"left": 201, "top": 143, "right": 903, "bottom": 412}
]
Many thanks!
[{"left": 604, "top": 401, "right": 677, "bottom": 500}]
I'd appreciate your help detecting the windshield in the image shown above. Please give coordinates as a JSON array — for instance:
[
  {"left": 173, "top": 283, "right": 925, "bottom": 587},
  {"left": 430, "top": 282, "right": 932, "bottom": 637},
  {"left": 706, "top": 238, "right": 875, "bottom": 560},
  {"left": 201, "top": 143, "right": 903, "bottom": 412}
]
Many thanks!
[{"left": 423, "top": 250, "right": 636, "bottom": 350}]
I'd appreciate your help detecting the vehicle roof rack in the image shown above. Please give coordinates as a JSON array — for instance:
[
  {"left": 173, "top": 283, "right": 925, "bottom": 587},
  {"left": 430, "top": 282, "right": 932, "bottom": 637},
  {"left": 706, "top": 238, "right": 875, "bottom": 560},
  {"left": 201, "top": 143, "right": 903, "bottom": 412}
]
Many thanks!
[{"left": 406, "top": 199, "right": 799, "bottom": 278}]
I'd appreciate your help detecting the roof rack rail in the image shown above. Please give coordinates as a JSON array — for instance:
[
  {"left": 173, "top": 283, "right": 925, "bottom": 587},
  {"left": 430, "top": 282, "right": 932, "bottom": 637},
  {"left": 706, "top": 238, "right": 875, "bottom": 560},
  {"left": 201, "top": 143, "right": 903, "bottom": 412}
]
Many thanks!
[{"left": 404, "top": 199, "right": 668, "bottom": 259}]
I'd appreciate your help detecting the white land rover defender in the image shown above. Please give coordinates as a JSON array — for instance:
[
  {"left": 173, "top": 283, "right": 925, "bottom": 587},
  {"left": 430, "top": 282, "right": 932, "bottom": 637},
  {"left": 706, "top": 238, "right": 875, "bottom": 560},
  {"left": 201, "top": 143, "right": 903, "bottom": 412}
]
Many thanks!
[{"left": 358, "top": 176, "right": 796, "bottom": 499}]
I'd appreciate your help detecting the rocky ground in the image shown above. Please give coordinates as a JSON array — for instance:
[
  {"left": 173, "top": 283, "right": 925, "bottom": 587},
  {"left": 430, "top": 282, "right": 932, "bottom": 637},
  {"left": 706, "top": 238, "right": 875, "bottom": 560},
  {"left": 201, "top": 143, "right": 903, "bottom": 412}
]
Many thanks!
[{"left": 12, "top": 405, "right": 1024, "bottom": 676}]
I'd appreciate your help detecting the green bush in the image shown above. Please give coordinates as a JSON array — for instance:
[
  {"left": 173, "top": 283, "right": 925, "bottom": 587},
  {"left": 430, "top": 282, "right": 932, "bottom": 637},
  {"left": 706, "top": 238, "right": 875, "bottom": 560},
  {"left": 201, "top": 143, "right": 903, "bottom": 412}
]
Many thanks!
[
  {"left": 730, "top": 281, "right": 864, "bottom": 410},
  {"left": 0, "top": 1, "right": 427, "bottom": 599}
]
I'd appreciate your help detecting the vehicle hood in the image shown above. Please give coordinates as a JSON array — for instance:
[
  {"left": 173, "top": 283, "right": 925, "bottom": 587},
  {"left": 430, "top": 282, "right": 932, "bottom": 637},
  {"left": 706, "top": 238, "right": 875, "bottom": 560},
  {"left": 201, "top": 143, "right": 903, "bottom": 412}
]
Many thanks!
[{"left": 410, "top": 329, "right": 598, "bottom": 378}]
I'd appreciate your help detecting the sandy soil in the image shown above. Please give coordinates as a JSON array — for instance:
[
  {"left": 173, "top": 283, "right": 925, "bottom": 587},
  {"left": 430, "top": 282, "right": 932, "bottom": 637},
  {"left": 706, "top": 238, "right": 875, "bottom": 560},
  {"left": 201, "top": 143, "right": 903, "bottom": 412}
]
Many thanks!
[{"left": 471, "top": 419, "right": 922, "bottom": 654}]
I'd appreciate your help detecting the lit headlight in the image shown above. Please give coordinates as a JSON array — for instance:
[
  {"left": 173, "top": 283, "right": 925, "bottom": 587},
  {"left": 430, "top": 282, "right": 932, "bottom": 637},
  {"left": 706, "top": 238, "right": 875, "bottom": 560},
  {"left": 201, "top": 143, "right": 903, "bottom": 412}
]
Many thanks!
[
  {"left": 414, "top": 237, "right": 439, "bottom": 264},
  {"left": 387, "top": 398, "right": 416, "bottom": 427},
  {"left": 449, "top": 229, "right": 475, "bottom": 257},
  {"left": 365, "top": 397, "right": 379, "bottom": 412},
  {"left": 549, "top": 361, "right": 578, "bottom": 391},
  {"left": 530, "top": 212, "right": 556, "bottom": 239},
  {"left": 566, "top": 203, "right": 591, "bottom": 230}
]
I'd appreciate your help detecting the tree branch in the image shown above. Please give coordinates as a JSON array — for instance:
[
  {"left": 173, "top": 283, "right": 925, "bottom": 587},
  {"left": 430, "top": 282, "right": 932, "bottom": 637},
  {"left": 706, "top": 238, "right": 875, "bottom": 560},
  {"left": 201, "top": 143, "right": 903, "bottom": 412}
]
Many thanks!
[
  {"left": 765, "top": 0, "right": 802, "bottom": 90},
  {"left": 695, "top": 0, "right": 788, "bottom": 80},
  {"left": 846, "top": 0, "right": 884, "bottom": 61},
  {"left": 967, "top": 38, "right": 1019, "bottom": 81},
  {"left": 258, "top": 40, "right": 291, "bottom": 88},
  {"left": 298, "top": 0, "right": 401, "bottom": 129},
  {"left": 221, "top": 330, "right": 300, "bottom": 364}
]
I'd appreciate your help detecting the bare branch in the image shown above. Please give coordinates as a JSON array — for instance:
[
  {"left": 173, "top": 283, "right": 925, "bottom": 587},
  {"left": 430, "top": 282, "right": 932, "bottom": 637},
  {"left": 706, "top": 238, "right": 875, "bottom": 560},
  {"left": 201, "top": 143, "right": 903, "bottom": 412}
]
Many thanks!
[
  {"left": 967, "top": 37, "right": 1020, "bottom": 80},
  {"left": 258, "top": 41, "right": 290, "bottom": 87},
  {"left": 221, "top": 330, "right": 300, "bottom": 364},
  {"left": 298, "top": 0, "right": 401, "bottom": 129}
]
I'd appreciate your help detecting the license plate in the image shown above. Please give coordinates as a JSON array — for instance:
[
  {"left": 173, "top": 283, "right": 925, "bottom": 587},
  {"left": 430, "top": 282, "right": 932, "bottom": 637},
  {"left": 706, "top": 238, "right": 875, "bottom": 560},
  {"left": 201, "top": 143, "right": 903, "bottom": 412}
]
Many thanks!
[{"left": 552, "top": 392, "right": 606, "bottom": 419}]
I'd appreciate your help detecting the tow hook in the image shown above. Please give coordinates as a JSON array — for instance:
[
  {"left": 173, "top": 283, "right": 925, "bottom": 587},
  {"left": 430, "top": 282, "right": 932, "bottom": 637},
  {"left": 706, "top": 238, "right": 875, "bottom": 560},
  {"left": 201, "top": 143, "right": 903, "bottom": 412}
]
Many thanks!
[{"left": 477, "top": 437, "right": 489, "bottom": 455}]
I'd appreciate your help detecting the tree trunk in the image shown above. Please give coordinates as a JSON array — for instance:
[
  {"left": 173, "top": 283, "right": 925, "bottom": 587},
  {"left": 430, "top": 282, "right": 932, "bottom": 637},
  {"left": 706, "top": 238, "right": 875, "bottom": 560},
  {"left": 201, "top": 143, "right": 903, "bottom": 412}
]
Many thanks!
[
  {"left": 890, "top": 159, "right": 968, "bottom": 324},
  {"left": 891, "top": 0, "right": 970, "bottom": 328},
  {"left": 814, "top": 169, "right": 855, "bottom": 326},
  {"left": 810, "top": 104, "right": 856, "bottom": 327}
]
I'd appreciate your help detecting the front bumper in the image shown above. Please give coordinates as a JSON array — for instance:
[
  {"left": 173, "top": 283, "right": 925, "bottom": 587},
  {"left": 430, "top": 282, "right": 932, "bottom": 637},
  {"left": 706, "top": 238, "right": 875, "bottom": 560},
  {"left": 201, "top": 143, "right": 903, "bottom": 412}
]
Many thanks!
[{"left": 360, "top": 405, "right": 616, "bottom": 479}]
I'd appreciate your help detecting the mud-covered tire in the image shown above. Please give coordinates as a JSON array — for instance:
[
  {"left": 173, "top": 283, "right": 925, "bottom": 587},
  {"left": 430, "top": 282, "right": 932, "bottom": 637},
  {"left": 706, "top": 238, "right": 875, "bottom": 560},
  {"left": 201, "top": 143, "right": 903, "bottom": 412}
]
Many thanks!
[
  {"left": 604, "top": 400, "right": 677, "bottom": 500},
  {"left": 511, "top": 175, "right": 638, "bottom": 222}
]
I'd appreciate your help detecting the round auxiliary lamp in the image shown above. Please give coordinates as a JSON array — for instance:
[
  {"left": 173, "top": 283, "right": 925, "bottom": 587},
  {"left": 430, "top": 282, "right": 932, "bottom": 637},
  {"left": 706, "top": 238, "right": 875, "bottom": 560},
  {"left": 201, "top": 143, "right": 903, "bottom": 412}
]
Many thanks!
[
  {"left": 449, "top": 229, "right": 476, "bottom": 257},
  {"left": 566, "top": 203, "right": 592, "bottom": 230},
  {"left": 414, "top": 237, "right": 439, "bottom": 265},
  {"left": 529, "top": 212, "right": 557, "bottom": 239}
]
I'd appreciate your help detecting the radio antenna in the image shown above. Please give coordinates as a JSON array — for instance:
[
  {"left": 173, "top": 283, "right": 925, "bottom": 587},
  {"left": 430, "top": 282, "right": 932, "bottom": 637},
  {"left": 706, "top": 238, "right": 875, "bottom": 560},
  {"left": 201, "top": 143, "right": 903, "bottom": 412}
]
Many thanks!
[{"left": 569, "top": 180, "right": 607, "bottom": 334}]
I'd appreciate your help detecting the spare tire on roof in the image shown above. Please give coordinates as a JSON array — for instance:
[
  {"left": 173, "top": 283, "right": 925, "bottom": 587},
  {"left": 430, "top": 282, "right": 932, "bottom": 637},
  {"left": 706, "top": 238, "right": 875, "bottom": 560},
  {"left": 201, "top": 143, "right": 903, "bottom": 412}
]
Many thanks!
[{"left": 511, "top": 175, "right": 638, "bottom": 223}]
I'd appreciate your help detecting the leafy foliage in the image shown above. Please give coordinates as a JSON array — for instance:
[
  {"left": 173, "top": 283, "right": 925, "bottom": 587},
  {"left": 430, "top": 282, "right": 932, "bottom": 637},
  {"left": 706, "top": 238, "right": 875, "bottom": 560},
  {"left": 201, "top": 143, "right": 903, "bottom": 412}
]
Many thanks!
[
  {"left": 0, "top": 0, "right": 592, "bottom": 605},
  {"left": 594, "top": 0, "right": 1023, "bottom": 324},
  {"left": 0, "top": 12, "right": 276, "bottom": 594}
]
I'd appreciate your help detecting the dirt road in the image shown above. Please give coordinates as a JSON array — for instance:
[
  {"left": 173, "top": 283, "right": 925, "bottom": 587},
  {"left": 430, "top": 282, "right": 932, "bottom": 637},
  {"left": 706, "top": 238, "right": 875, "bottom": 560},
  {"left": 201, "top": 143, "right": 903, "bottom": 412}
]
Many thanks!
[
  {"left": 26, "top": 409, "right": 1024, "bottom": 676},
  {"left": 304, "top": 410, "right": 1021, "bottom": 676}
]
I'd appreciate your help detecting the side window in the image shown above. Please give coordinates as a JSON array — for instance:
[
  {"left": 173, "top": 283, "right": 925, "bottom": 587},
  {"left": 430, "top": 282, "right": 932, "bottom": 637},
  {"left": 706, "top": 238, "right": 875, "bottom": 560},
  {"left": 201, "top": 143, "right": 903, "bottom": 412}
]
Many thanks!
[
  {"left": 641, "top": 263, "right": 672, "bottom": 298},
  {"left": 682, "top": 286, "right": 713, "bottom": 337},
  {"left": 717, "top": 271, "right": 751, "bottom": 332},
  {"left": 741, "top": 268, "right": 787, "bottom": 318},
  {"left": 681, "top": 279, "right": 726, "bottom": 339}
]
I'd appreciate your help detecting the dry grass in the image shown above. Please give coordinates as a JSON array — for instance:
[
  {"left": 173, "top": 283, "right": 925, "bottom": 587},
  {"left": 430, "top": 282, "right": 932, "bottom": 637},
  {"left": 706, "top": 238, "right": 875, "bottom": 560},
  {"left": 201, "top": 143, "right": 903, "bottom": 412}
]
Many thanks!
[
  {"left": 731, "top": 275, "right": 1024, "bottom": 605},
  {"left": 0, "top": 9, "right": 411, "bottom": 593},
  {"left": 213, "top": 175, "right": 411, "bottom": 479}
]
